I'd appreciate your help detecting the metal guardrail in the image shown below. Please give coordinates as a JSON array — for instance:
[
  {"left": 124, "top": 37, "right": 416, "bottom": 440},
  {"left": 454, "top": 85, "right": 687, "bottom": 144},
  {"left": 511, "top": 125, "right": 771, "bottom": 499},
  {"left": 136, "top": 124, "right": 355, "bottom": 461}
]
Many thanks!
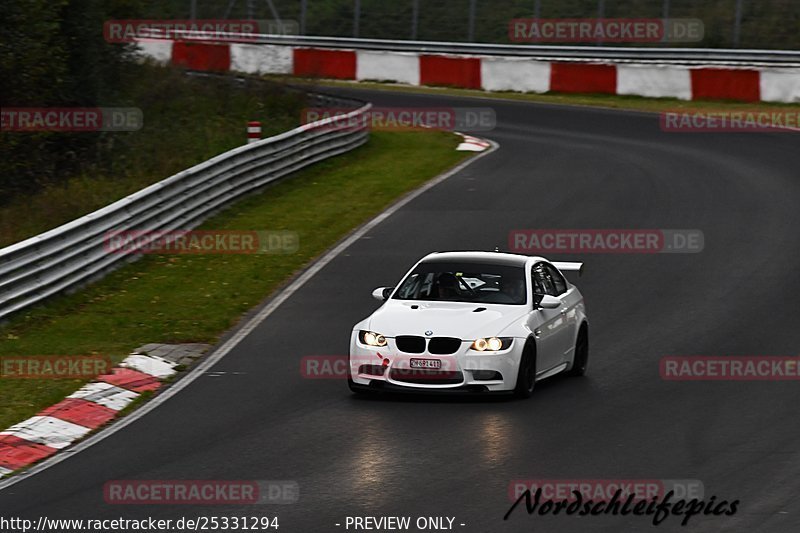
[
  {"left": 156, "top": 31, "right": 800, "bottom": 67},
  {"left": 0, "top": 91, "right": 370, "bottom": 322}
]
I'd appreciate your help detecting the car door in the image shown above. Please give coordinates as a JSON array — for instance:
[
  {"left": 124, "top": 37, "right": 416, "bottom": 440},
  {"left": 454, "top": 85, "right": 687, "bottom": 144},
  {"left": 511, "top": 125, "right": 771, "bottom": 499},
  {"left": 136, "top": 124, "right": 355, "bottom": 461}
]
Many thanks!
[
  {"left": 528, "top": 263, "right": 570, "bottom": 373},
  {"left": 543, "top": 263, "right": 580, "bottom": 359}
]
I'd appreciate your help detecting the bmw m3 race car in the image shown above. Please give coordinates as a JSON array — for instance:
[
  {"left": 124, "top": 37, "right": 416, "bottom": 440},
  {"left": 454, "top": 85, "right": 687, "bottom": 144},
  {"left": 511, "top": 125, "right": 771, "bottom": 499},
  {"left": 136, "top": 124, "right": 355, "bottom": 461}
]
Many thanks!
[{"left": 348, "top": 251, "right": 588, "bottom": 397}]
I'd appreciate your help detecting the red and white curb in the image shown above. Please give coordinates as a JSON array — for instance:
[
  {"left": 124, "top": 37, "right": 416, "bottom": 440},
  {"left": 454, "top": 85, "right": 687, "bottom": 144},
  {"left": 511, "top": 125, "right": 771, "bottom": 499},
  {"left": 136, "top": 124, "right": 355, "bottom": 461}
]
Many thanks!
[
  {"left": 0, "top": 353, "right": 180, "bottom": 478},
  {"left": 457, "top": 134, "right": 492, "bottom": 152},
  {"left": 120, "top": 353, "right": 182, "bottom": 378}
]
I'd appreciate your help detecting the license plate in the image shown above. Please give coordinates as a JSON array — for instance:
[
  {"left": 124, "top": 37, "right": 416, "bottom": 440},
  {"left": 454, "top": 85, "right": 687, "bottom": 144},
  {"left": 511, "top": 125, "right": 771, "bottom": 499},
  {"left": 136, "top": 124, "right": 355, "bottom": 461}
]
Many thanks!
[{"left": 410, "top": 358, "right": 441, "bottom": 369}]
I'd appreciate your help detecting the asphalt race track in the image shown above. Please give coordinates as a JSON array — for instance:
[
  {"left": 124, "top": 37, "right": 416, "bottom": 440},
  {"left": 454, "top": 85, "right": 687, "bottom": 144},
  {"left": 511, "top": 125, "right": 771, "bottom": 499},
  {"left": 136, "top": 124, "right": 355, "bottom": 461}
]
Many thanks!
[{"left": 1, "top": 88, "right": 798, "bottom": 533}]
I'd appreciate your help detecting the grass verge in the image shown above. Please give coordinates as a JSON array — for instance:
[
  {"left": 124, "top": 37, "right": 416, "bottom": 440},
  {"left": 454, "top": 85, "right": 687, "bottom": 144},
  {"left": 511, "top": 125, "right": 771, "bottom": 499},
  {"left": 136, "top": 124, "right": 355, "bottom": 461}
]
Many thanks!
[
  {"left": 278, "top": 76, "right": 799, "bottom": 114},
  {"left": 0, "top": 130, "right": 470, "bottom": 430},
  {"left": 0, "top": 64, "right": 307, "bottom": 248}
]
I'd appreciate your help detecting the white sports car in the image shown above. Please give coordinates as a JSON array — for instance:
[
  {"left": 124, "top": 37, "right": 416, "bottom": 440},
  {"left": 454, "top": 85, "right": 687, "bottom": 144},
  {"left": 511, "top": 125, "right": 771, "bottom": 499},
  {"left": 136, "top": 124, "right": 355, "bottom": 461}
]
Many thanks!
[{"left": 348, "top": 251, "right": 588, "bottom": 398}]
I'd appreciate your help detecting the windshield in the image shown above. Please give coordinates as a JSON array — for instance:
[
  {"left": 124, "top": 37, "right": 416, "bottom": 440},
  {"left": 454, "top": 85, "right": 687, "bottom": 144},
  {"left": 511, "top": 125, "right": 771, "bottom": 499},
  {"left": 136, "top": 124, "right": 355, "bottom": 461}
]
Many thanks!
[{"left": 393, "top": 261, "right": 527, "bottom": 304}]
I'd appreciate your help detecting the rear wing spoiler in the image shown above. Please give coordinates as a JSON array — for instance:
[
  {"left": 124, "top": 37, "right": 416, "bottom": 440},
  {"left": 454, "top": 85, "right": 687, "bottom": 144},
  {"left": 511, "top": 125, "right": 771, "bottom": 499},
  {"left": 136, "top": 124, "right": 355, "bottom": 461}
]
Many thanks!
[{"left": 552, "top": 262, "right": 584, "bottom": 277}]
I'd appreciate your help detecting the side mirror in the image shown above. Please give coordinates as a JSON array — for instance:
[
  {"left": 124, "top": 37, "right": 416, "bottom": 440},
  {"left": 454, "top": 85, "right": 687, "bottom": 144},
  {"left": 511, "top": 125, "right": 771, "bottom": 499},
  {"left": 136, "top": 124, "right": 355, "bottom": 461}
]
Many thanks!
[
  {"left": 372, "top": 287, "right": 394, "bottom": 301},
  {"left": 537, "top": 294, "right": 561, "bottom": 309}
]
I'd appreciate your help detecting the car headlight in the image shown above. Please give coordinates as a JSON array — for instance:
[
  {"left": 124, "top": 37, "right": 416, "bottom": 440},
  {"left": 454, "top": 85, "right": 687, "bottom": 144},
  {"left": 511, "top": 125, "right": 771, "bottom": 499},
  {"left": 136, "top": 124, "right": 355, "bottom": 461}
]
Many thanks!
[
  {"left": 359, "top": 330, "right": 388, "bottom": 347},
  {"left": 470, "top": 337, "right": 513, "bottom": 352}
]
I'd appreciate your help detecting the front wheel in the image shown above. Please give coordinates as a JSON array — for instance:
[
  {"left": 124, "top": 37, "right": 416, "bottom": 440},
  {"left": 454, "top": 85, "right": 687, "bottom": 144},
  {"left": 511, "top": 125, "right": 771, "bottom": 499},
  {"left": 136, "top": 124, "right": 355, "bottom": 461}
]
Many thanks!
[
  {"left": 567, "top": 326, "right": 588, "bottom": 376},
  {"left": 514, "top": 341, "right": 537, "bottom": 399}
]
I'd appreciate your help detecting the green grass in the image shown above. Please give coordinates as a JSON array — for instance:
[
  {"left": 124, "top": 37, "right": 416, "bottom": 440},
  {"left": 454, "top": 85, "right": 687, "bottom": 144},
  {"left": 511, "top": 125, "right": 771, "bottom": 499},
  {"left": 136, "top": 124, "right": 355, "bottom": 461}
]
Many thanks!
[
  {"left": 279, "top": 76, "right": 800, "bottom": 114},
  {"left": 0, "top": 63, "right": 306, "bottom": 248},
  {"left": 0, "top": 130, "right": 470, "bottom": 430}
]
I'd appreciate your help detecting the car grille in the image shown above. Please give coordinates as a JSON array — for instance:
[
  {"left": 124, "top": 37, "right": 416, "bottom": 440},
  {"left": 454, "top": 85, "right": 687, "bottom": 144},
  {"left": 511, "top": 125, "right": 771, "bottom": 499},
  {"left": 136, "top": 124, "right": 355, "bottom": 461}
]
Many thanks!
[
  {"left": 428, "top": 337, "right": 462, "bottom": 355},
  {"left": 395, "top": 335, "right": 426, "bottom": 353},
  {"left": 389, "top": 368, "right": 463, "bottom": 385},
  {"left": 394, "top": 336, "right": 463, "bottom": 354}
]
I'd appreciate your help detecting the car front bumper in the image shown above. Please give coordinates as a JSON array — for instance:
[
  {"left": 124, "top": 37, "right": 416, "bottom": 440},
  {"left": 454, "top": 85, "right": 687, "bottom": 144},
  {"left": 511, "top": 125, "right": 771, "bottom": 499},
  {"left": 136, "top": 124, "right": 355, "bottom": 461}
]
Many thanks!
[{"left": 349, "top": 332, "right": 525, "bottom": 392}]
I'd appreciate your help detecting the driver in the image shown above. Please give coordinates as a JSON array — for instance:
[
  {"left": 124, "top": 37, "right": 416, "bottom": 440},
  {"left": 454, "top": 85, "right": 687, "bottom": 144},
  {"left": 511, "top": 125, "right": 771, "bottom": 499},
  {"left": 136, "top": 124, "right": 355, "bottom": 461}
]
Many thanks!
[
  {"left": 436, "top": 272, "right": 461, "bottom": 299},
  {"left": 500, "top": 277, "right": 526, "bottom": 303}
]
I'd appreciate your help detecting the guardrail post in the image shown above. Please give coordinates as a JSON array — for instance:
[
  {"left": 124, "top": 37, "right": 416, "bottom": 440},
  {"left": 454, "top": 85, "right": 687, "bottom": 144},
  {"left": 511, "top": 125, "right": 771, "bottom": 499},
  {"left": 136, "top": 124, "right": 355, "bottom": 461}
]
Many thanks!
[
  {"left": 733, "top": 0, "right": 745, "bottom": 47},
  {"left": 265, "top": 0, "right": 284, "bottom": 27},
  {"left": 247, "top": 121, "right": 262, "bottom": 144},
  {"left": 468, "top": 0, "right": 477, "bottom": 42},
  {"left": 596, "top": 0, "right": 605, "bottom": 46},
  {"left": 411, "top": 0, "right": 419, "bottom": 40},
  {"left": 353, "top": 0, "right": 361, "bottom": 38},
  {"left": 223, "top": 0, "right": 236, "bottom": 19}
]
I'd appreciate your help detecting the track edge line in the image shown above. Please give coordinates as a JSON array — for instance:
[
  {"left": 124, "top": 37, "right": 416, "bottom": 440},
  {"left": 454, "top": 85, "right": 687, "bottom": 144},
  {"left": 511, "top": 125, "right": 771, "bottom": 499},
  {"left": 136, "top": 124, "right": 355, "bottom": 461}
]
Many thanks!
[{"left": 0, "top": 134, "right": 499, "bottom": 492}]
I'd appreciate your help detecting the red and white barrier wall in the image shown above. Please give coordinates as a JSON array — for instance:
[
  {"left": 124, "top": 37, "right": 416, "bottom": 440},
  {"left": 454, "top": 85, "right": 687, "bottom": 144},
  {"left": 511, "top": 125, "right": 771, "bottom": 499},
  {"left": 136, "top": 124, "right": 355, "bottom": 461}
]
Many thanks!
[{"left": 137, "top": 39, "right": 799, "bottom": 103}]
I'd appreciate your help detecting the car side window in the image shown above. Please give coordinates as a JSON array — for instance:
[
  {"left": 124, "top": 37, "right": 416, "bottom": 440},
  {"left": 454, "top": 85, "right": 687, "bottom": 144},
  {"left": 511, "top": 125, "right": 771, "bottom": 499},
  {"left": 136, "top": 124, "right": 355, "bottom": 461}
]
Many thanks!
[
  {"left": 531, "top": 264, "right": 556, "bottom": 298},
  {"left": 544, "top": 264, "right": 568, "bottom": 296}
]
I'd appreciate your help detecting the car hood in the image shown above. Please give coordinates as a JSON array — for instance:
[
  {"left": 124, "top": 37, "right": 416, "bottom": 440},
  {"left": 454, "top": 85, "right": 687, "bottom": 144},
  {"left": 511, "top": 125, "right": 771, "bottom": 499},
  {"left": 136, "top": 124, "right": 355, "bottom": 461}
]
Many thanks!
[{"left": 366, "top": 300, "right": 528, "bottom": 339}]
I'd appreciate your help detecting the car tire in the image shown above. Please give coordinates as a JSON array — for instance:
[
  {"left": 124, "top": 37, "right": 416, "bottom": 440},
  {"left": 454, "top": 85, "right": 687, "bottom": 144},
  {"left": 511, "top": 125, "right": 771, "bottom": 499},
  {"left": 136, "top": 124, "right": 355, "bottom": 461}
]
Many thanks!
[
  {"left": 567, "top": 325, "right": 589, "bottom": 377},
  {"left": 514, "top": 340, "right": 537, "bottom": 399}
]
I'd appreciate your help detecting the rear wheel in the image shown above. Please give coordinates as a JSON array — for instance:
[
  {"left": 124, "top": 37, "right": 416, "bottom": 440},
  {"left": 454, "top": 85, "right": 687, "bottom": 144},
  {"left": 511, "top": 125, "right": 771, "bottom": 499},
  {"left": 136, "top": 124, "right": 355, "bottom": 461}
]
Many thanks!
[
  {"left": 567, "top": 326, "right": 589, "bottom": 376},
  {"left": 514, "top": 340, "right": 537, "bottom": 398}
]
